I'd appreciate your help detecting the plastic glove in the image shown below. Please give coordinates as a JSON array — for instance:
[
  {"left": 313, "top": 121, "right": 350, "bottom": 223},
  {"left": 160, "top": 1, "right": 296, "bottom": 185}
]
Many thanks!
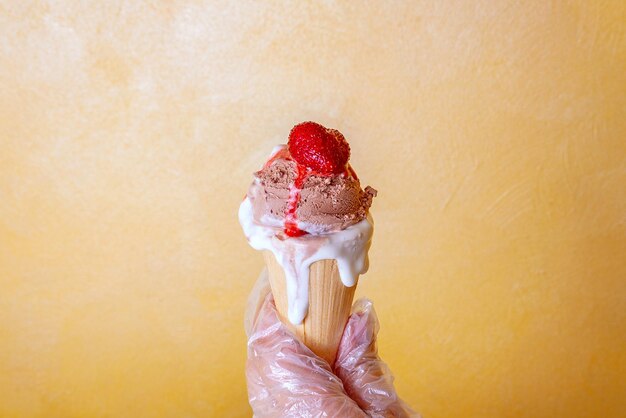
[{"left": 245, "top": 270, "right": 420, "bottom": 418}]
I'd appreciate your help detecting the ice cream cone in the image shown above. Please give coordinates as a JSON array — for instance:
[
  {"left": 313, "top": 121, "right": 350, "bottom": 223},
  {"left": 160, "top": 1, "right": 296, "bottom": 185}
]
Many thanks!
[
  {"left": 240, "top": 123, "right": 375, "bottom": 365},
  {"left": 263, "top": 251, "right": 357, "bottom": 365}
]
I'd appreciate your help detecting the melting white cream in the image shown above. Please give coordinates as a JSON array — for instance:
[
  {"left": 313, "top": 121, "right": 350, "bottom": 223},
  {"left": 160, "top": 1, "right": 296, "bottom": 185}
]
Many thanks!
[{"left": 239, "top": 197, "right": 373, "bottom": 325}]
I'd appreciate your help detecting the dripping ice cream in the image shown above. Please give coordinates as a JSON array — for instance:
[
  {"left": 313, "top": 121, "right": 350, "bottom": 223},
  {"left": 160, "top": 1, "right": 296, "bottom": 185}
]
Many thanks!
[{"left": 239, "top": 121, "right": 376, "bottom": 364}]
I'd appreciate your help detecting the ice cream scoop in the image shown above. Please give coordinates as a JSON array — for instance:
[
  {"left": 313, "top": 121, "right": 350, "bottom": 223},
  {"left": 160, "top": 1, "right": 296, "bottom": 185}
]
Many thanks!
[
  {"left": 239, "top": 121, "right": 376, "bottom": 364},
  {"left": 248, "top": 145, "right": 377, "bottom": 235}
]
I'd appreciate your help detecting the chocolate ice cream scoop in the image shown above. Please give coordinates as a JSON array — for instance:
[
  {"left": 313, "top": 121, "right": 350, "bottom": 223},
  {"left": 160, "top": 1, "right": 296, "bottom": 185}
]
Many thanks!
[
  {"left": 247, "top": 149, "right": 376, "bottom": 234},
  {"left": 244, "top": 122, "right": 376, "bottom": 236}
]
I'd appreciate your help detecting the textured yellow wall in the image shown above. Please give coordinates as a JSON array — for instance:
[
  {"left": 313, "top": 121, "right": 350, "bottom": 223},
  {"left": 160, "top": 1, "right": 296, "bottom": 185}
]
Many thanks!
[{"left": 1, "top": 1, "right": 625, "bottom": 417}]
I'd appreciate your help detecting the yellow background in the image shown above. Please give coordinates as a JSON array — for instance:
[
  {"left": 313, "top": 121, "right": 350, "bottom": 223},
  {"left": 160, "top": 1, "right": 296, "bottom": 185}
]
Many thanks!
[{"left": 1, "top": 1, "right": 625, "bottom": 417}]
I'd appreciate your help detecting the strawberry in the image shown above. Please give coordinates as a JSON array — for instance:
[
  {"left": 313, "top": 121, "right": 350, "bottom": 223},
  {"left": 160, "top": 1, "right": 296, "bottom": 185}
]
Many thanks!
[{"left": 287, "top": 122, "right": 350, "bottom": 175}]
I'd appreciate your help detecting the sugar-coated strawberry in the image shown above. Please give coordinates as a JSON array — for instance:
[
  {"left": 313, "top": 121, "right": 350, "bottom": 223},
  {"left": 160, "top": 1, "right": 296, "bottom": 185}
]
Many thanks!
[{"left": 288, "top": 122, "right": 350, "bottom": 175}]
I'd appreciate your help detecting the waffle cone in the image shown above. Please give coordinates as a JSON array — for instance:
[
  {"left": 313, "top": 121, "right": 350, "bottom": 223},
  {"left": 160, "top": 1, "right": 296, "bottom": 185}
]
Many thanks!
[{"left": 263, "top": 251, "right": 357, "bottom": 365}]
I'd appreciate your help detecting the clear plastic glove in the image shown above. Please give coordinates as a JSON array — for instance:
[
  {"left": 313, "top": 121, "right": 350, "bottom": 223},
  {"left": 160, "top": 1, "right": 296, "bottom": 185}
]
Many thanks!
[{"left": 245, "top": 270, "right": 420, "bottom": 418}]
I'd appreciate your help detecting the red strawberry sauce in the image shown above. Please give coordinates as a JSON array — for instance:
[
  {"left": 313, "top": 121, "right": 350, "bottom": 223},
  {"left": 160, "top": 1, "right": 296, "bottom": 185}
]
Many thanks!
[{"left": 264, "top": 147, "right": 310, "bottom": 237}]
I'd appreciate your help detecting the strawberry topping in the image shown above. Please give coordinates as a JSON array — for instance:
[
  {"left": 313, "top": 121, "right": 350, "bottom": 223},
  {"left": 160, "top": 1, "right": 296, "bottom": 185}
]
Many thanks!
[{"left": 288, "top": 122, "right": 350, "bottom": 175}]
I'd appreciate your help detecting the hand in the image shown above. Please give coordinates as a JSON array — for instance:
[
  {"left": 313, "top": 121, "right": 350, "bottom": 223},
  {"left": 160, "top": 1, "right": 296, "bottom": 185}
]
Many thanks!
[{"left": 244, "top": 271, "right": 420, "bottom": 418}]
